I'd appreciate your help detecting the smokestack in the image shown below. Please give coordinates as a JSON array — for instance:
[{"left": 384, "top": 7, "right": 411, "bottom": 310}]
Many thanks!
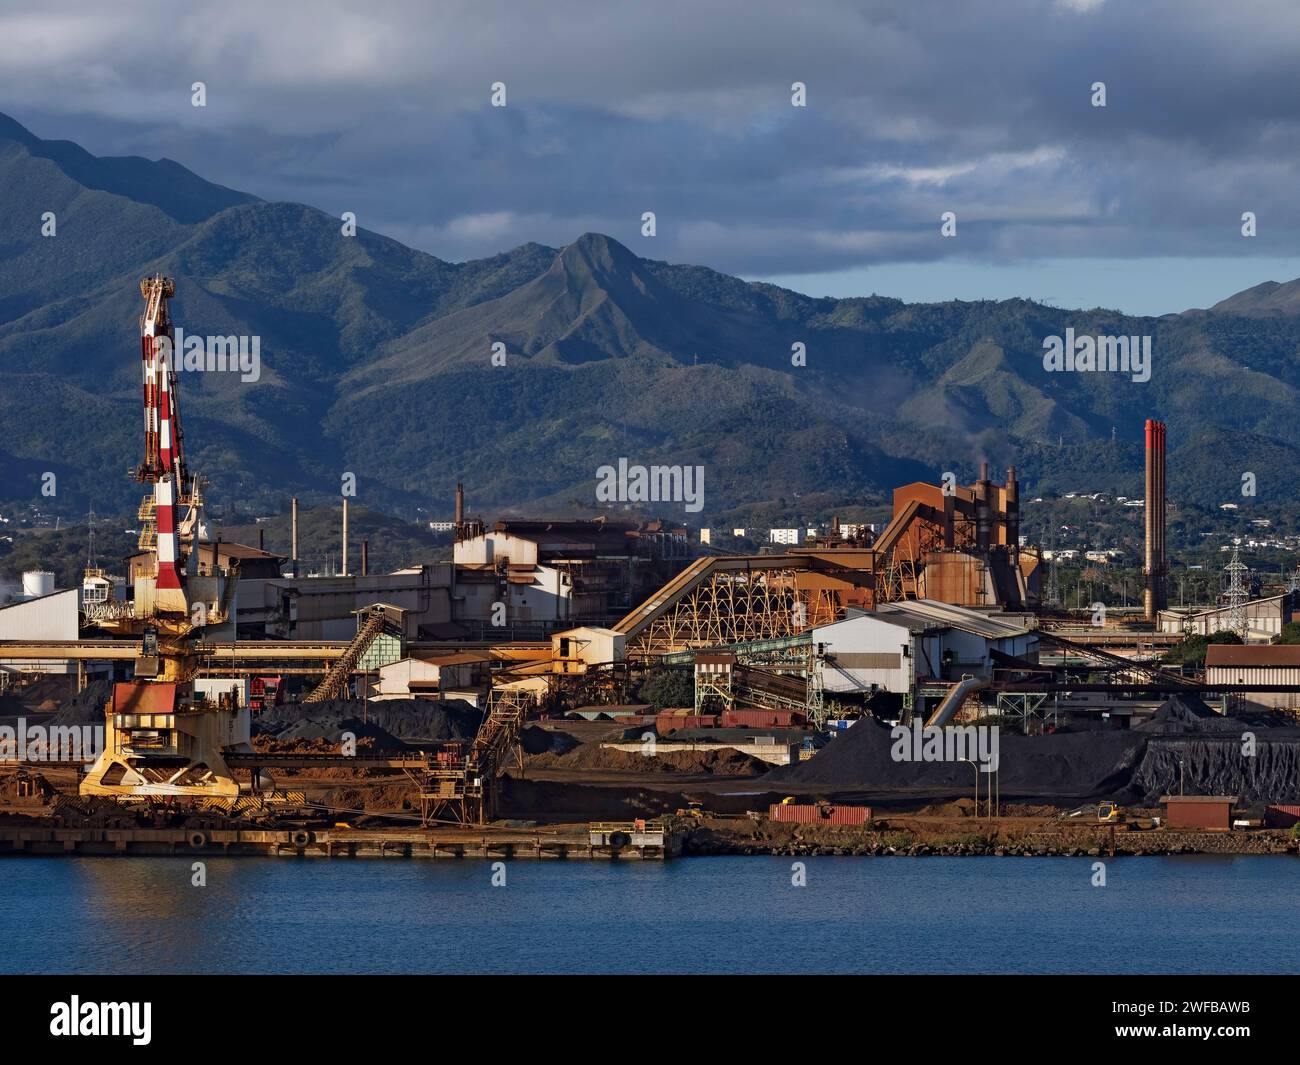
[
  {"left": 258, "top": 527, "right": 265, "bottom": 552},
  {"left": 361, "top": 539, "right": 369, "bottom": 577},
  {"left": 291, "top": 497, "right": 299, "bottom": 578},
  {"left": 974, "top": 463, "right": 992, "bottom": 552},
  {"left": 1144, "top": 419, "right": 1168, "bottom": 621},
  {"left": 455, "top": 482, "right": 465, "bottom": 526},
  {"left": 342, "top": 497, "right": 349, "bottom": 577},
  {"left": 1005, "top": 466, "right": 1019, "bottom": 559}
]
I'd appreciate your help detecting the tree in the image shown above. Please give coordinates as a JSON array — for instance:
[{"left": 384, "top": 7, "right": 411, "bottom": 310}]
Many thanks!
[
  {"left": 1163, "top": 628, "right": 1242, "bottom": 668},
  {"left": 636, "top": 667, "right": 694, "bottom": 711}
]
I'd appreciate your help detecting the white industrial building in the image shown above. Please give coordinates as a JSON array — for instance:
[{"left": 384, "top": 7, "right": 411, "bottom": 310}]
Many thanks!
[
  {"left": 370, "top": 650, "right": 483, "bottom": 701},
  {"left": 812, "top": 599, "right": 1037, "bottom": 697},
  {"left": 236, "top": 564, "right": 455, "bottom": 640},
  {"left": 0, "top": 588, "right": 85, "bottom": 676},
  {"left": 1158, "top": 593, "right": 1295, "bottom": 643}
]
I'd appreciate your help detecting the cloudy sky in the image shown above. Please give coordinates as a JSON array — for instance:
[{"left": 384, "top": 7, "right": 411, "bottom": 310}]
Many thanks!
[{"left": 4, "top": 0, "right": 1300, "bottom": 314}]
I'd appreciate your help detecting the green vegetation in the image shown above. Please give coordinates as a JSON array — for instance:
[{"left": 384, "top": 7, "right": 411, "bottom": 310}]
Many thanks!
[
  {"left": 214, "top": 504, "right": 448, "bottom": 575},
  {"left": 8, "top": 114, "right": 1300, "bottom": 529},
  {"left": 1162, "top": 630, "right": 1243, "bottom": 668},
  {"left": 635, "top": 667, "right": 695, "bottom": 711},
  {"left": 0, "top": 522, "right": 137, "bottom": 590}
]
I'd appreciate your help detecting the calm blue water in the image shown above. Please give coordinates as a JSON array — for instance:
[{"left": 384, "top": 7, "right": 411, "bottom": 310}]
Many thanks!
[{"left": 1, "top": 855, "right": 1296, "bottom": 974}]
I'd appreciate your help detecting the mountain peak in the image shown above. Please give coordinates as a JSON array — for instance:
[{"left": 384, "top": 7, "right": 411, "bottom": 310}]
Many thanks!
[
  {"left": 560, "top": 232, "right": 640, "bottom": 271},
  {"left": 1210, "top": 278, "right": 1300, "bottom": 317},
  {"left": 0, "top": 109, "right": 257, "bottom": 224},
  {"left": 0, "top": 111, "right": 39, "bottom": 148}
]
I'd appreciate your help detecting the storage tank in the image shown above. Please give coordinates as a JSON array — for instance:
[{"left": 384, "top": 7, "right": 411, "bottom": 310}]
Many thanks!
[{"left": 21, "top": 570, "right": 55, "bottom": 598}]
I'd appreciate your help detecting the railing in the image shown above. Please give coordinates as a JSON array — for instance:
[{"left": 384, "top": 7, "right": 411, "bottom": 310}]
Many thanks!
[{"left": 302, "top": 607, "right": 390, "bottom": 703}]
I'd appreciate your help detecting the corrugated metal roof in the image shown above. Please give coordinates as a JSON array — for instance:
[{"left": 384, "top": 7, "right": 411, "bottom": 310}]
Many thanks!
[
  {"left": 1206, "top": 645, "right": 1300, "bottom": 667},
  {"left": 1159, "top": 795, "right": 1239, "bottom": 804},
  {"left": 406, "top": 650, "right": 488, "bottom": 666},
  {"left": 875, "top": 599, "right": 1031, "bottom": 639}
]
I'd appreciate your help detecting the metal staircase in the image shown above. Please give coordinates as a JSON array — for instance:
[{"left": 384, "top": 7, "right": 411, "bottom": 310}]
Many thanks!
[{"left": 302, "top": 605, "right": 391, "bottom": 703}]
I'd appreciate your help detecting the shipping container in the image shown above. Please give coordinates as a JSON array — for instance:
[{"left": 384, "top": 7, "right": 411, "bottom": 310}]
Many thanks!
[
  {"left": 720, "top": 709, "right": 806, "bottom": 728},
  {"left": 655, "top": 713, "right": 717, "bottom": 733},
  {"left": 769, "top": 803, "right": 872, "bottom": 825},
  {"left": 1264, "top": 804, "right": 1300, "bottom": 829}
]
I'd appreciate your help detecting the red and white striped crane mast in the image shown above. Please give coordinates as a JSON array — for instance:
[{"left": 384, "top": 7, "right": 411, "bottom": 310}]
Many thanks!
[{"left": 136, "top": 275, "right": 191, "bottom": 612}]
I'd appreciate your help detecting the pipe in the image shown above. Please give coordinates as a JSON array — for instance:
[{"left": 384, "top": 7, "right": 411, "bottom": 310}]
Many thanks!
[
  {"left": 342, "top": 497, "right": 349, "bottom": 577},
  {"left": 925, "top": 676, "right": 991, "bottom": 728},
  {"left": 291, "top": 497, "right": 299, "bottom": 578},
  {"left": 361, "top": 539, "right": 369, "bottom": 577}
]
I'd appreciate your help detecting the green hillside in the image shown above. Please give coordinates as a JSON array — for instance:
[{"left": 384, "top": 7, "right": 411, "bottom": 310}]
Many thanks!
[{"left": 3, "top": 112, "right": 1300, "bottom": 527}]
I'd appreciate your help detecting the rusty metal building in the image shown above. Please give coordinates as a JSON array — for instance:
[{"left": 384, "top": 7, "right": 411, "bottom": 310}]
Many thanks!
[{"left": 1159, "top": 795, "right": 1238, "bottom": 831}]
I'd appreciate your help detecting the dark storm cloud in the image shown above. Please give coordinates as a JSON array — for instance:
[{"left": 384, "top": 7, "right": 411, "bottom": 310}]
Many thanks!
[{"left": 4, "top": 0, "right": 1299, "bottom": 273}]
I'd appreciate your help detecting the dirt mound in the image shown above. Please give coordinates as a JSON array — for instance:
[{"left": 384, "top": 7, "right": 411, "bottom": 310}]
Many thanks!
[
  {"left": 320, "top": 783, "right": 418, "bottom": 815},
  {"left": 1133, "top": 694, "right": 1247, "bottom": 734},
  {"left": 258, "top": 716, "right": 407, "bottom": 750},
  {"left": 1129, "top": 731, "right": 1300, "bottom": 803},
  {"left": 45, "top": 680, "right": 114, "bottom": 726},
  {"left": 916, "top": 799, "right": 978, "bottom": 818},
  {"left": 765, "top": 717, "right": 1148, "bottom": 799},
  {"left": 256, "top": 699, "right": 482, "bottom": 743},
  {"left": 519, "top": 726, "right": 580, "bottom": 755},
  {"left": 253, "top": 733, "right": 395, "bottom": 755},
  {"left": 530, "top": 743, "right": 766, "bottom": 776}
]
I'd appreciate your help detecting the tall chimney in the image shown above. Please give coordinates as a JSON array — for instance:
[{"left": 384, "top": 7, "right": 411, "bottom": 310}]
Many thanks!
[
  {"left": 361, "top": 539, "right": 369, "bottom": 577},
  {"left": 455, "top": 482, "right": 465, "bottom": 526},
  {"left": 1144, "top": 419, "right": 1168, "bottom": 620},
  {"left": 342, "top": 497, "right": 349, "bottom": 577},
  {"left": 258, "top": 527, "right": 265, "bottom": 552},
  {"left": 974, "top": 462, "right": 992, "bottom": 552},
  {"left": 1005, "top": 466, "right": 1019, "bottom": 560},
  {"left": 290, "top": 497, "right": 299, "bottom": 577}
]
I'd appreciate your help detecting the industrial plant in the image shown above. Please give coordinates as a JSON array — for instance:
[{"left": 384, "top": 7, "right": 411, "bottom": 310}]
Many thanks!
[{"left": 1, "top": 278, "right": 1298, "bottom": 860}]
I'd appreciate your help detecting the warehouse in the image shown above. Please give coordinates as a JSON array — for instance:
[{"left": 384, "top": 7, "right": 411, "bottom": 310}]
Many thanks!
[
  {"left": 0, "top": 588, "right": 102, "bottom": 677},
  {"left": 1158, "top": 593, "right": 1296, "bottom": 643},
  {"left": 1205, "top": 644, "right": 1300, "bottom": 714},
  {"left": 811, "top": 600, "right": 1037, "bottom": 697}
]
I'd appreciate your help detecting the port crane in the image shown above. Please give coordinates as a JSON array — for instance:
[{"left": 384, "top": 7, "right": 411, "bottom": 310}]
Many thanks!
[{"left": 80, "top": 277, "right": 248, "bottom": 798}]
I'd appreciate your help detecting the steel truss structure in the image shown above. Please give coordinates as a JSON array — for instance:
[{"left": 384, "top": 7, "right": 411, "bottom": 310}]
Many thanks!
[
  {"left": 413, "top": 688, "right": 530, "bottom": 826},
  {"left": 995, "top": 691, "right": 1057, "bottom": 733},
  {"left": 633, "top": 568, "right": 838, "bottom": 655}
]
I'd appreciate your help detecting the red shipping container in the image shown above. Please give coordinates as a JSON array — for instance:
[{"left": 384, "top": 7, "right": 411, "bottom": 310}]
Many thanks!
[
  {"left": 1264, "top": 805, "right": 1300, "bottom": 828},
  {"left": 655, "top": 714, "right": 717, "bottom": 733},
  {"left": 769, "top": 803, "right": 871, "bottom": 825},
  {"left": 721, "top": 709, "right": 806, "bottom": 728}
]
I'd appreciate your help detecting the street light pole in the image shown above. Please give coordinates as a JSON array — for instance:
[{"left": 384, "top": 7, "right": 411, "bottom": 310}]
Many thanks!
[{"left": 960, "top": 757, "right": 979, "bottom": 818}]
